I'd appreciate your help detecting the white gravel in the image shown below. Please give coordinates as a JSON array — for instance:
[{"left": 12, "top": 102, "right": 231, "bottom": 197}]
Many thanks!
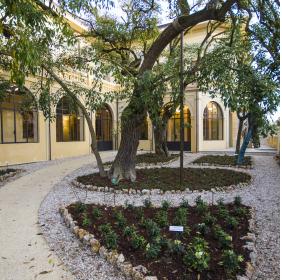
[{"left": 38, "top": 153, "right": 280, "bottom": 280}]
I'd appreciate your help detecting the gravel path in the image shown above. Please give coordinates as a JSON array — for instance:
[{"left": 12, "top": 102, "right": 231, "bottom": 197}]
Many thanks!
[{"left": 38, "top": 153, "right": 279, "bottom": 280}]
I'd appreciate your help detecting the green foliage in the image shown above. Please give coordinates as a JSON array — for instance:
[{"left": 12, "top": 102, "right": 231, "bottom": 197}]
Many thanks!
[
  {"left": 92, "top": 207, "right": 102, "bottom": 220},
  {"left": 195, "top": 223, "right": 210, "bottom": 236},
  {"left": 195, "top": 196, "right": 208, "bottom": 215},
  {"left": 234, "top": 207, "right": 248, "bottom": 217},
  {"left": 123, "top": 226, "right": 135, "bottom": 238},
  {"left": 145, "top": 242, "right": 161, "bottom": 259},
  {"left": 143, "top": 198, "right": 152, "bottom": 208},
  {"left": 82, "top": 213, "right": 90, "bottom": 227},
  {"left": 131, "top": 232, "right": 146, "bottom": 250},
  {"left": 167, "top": 239, "right": 185, "bottom": 255},
  {"left": 114, "top": 210, "right": 127, "bottom": 228},
  {"left": 173, "top": 207, "right": 188, "bottom": 226},
  {"left": 161, "top": 200, "right": 171, "bottom": 210},
  {"left": 125, "top": 200, "right": 135, "bottom": 210},
  {"left": 220, "top": 249, "right": 244, "bottom": 276},
  {"left": 99, "top": 223, "right": 118, "bottom": 249},
  {"left": 225, "top": 216, "right": 239, "bottom": 229},
  {"left": 218, "top": 207, "right": 229, "bottom": 219},
  {"left": 180, "top": 198, "right": 190, "bottom": 208},
  {"left": 213, "top": 225, "right": 233, "bottom": 249},
  {"left": 155, "top": 210, "right": 169, "bottom": 228},
  {"left": 203, "top": 212, "right": 217, "bottom": 226},
  {"left": 183, "top": 237, "right": 210, "bottom": 273},
  {"left": 75, "top": 202, "right": 86, "bottom": 213},
  {"left": 234, "top": 196, "right": 242, "bottom": 207},
  {"left": 144, "top": 219, "right": 161, "bottom": 238}
]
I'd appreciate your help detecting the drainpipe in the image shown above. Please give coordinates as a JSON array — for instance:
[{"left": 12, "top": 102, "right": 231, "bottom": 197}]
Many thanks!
[
  {"left": 196, "top": 89, "right": 199, "bottom": 153},
  {"left": 48, "top": 118, "right": 52, "bottom": 161}
]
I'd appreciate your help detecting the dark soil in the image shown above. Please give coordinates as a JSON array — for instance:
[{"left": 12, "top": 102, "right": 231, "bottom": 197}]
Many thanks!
[
  {"left": 193, "top": 155, "right": 252, "bottom": 167},
  {"left": 67, "top": 202, "right": 251, "bottom": 280},
  {"left": 77, "top": 168, "right": 251, "bottom": 191},
  {"left": 104, "top": 153, "right": 179, "bottom": 166},
  {"left": 0, "top": 168, "right": 17, "bottom": 176}
]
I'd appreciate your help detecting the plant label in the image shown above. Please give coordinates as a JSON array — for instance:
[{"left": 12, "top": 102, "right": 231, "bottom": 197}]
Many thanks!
[{"left": 169, "top": 226, "right": 184, "bottom": 232}]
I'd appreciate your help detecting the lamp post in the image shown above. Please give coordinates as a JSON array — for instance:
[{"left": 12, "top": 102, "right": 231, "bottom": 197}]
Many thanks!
[{"left": 179, "top": 31, "right": 184, "bottom": 186}]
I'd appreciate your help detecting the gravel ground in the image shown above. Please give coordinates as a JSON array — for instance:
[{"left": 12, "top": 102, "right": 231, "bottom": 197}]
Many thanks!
[{"left": 38, "top": 153, "right": 280, "bottom": 280}]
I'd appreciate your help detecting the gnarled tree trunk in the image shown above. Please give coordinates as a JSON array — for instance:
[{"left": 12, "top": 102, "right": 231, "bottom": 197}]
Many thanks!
[
  {"left": 153, "top": 121, "right": 169, "bottom": 157},
  {"left": 109, "top": 1, "right": 237, "bottom": 181}
]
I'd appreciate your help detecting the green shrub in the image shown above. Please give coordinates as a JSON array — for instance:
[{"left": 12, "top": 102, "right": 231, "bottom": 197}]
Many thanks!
[
  {"left": 213, "top": 225, "right": 232, "bottom": 249},
  {"left": 180, "top": 198, "right": 190, "bottom": 208},
  {"left": 218, "top": 207, "right": 229, "bottom": 219},
  {"left": 135, "top": 207, "right": 144, "bottom": 220},
  {"left": 75, "top": 202, "right": 86, "bottom": 213},
  {"left": 203, "top": 212, "right": 217, "bottom": 226},
  {"left": 234, "top": 196, "right": 242, "bottom": 207},
  {"left": 173, "top": 207, "right": 188, "bottom": 226},
  {"left": 92, "top": 207, "right": 102, "bottom": 220},
  {"left": 195, "top": 196, "right": 208, "bottom": 215},
  {"left": 144, "top": 219, "right": 161, "bottom": 238},
  {"left": 123, "top": 225, "right": 135, "bottom": 238},
  {"left": 217, "top": 198, "right": 225, "bottom": 208},
  {"left": 183, "top": 237, "right": 210, "bottom": 273},
  {"left": 155, "top": 210, "right": 169, "bottom": 227},
  {"left": 161, "top": 200, "right": 171, "bottom": 210},
  {"left": 234, "top": 207, "right": 248, "bottom": 217},
  {"left": 219, "top": 249, "right": 244, "bottom": 276},
  {"left": 145, "top": 242, "right": 161, "bottom": 259},
  {"left": 98, "top": 224, "right": 118, "bottom": 249},
  {"left": 114, "top": 210, "right": 127, "bottom": 228},
  {"left": 195, "top": 223, "right": 210, "bottom": 236},
  {"left": 82, "top": 213, "right": 90, "bottom": 227},
  {"left": 167, "top": 239, "right": 185, "bottom": 255},
  {"left": 131, "top": 232, "right": 146, "bottom": 250},
  {"left": 125, "top": 200, "right": 134, "bottom": 210},
  {"left": 144, "top": 198, "right": 152, "bottom": 208},
  {"left": 225, "top": 216, "right": 239, "bottom": 229}
]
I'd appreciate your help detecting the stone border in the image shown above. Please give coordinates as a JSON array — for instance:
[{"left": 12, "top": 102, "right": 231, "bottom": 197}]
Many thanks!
[
  {"left": 191, "top": 162, "right": 253, "bottom": 170},
  {"left": 0, "top": 169, "right": 22, "bottom": 182},
  {"left": 59, "top": 205, "right": 257, "bottom": 280},
  {"left": 71, "top": 178, "right": 252, "bottom": 196}
]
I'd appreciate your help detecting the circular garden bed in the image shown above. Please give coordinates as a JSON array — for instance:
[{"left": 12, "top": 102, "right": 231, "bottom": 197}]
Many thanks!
[
  {"left": 62, "top": 196, "right": 255, "bottom": 280},
  {"left": 192, "top": 155, "right": 252, "bottom": 169},
  {"left": 75, "top": 167, "right": 251, "bottom": 193}
]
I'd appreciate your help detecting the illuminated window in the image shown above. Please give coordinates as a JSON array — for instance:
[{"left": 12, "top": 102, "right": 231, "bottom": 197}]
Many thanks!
[
  {"left": 0, "top": 88, "right": 38, "bottom": 144},
  {"left": 203, "top": 102, "right": 223, "bottom": 140},
  {"left": 56, "top": 96, "right": 84, "bottom": 142}
]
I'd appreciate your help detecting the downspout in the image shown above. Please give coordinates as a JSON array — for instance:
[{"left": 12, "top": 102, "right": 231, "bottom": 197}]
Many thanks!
[
  {"left": 196, "top": 89, "right": 199, "bottom": 153},
  {"left": 48, "top": 118, "right": 52, "bottom": 161}
]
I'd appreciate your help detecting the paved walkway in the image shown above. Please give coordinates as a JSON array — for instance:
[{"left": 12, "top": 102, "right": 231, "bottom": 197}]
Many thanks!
[{"left": 0, "top": 152, "right": 116, "bottom": 280}]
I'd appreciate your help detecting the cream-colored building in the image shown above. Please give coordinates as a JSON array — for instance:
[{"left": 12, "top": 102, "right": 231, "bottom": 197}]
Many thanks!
[{"left": 0, "top": 19, "right": 239, "bottom": 166}]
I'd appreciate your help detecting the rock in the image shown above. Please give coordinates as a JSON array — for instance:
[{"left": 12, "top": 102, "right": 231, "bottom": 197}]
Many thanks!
[
  {"left": 90, "top": 239, "right": 100, "bottom": 253},
  {"left": 144, "top": 277, "right": 158, "bottom": 280},
  {"left": 120, "top": 262, "right": 133, "bottom": 277},
  {"left": 142, "top": 189, "right": 150, "bottom": 195},
  {"left": 107, "top": 250, "right": 118, "bottom": 264},
  {"left": 117, "top": 253, "right": 125, "bottom": 264},
  {"left": 78, "top": 228, "right": 87, "bottom": 240},
  {"left": 133, "top": 265, "right": 148, "bottom": 275},
  {"left": 245, "top": 262, "right": 255, "bottom": 278},
  {"left": 99, "top": 246, "right": 108, "bottom": 259},
  {"left": 83, "top": 234, "right": 91, "bottom": 244},
  {"left": 236, "top": 275, "right": 248, "bottom": 280},
  {"left": 73, "top": 226, "right": 79, "bottom": 235}
]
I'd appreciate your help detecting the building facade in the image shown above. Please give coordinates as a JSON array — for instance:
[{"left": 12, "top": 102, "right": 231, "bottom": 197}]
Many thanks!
[{"left": 0, "top": 20, "right": 239, "bottom": 166}]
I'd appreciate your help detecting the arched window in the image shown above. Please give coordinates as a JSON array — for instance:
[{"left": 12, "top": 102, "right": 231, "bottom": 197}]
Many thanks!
[
  {"left": 203, "top": 101, "right": 223, "bottom": 140},
  {"left": 140, "top": 118, "right": 148, "bottom": 140},
  {"left": 56, "top": 96, "right": 84, "bottom": 142},
  {"left": 0, "top": 87, "right": 38, "bottom": 143}
]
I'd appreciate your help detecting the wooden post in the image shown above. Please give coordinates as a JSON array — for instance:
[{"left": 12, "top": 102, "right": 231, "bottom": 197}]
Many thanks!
[{"left": 180, "top": 31, "right": 184, "bottom": 186}]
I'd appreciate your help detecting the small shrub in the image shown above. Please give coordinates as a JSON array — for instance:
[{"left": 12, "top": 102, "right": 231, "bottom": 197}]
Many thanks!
[
  {"left": 203, "top": 212, "right": 217, "bottom": 226},
  {"left": 145, "top": 242, "right": 161, "bottom": 259},
  {"left": 219, "top": 249, "right": 244, "bottom": 276},
  {"left": 183, "top": 226, "right": 191, "bottom": 239},
  {"left": 225, "top": 216, "right": 239, "bottom": 229},
  {"left": 131, "top": 232, "right": 146, "bottom": 250},
  {"left": 173, "top": 207, "right": 188, "bottom": 226},
  {"left": 217, "top": 198, "right": 225, "bottom": 208},
  {"left": 125, "top": 200, "right": 134, "bottom": 210},
  {"left": 99, "top": 224, "right": 118, "bottom": 249},
  {"left": 180, "top": 198, "right": 190, "bottom": 208},
  {"left": 123, "top": 226, "right": 135, "bottom": 238},
  {"left": 135, "top": 207, "right": 144, "bottom": 219},
  {"left": 183, "top": 237, "right": 210, "bottom": 273},
  {"left": 144, "top": 198, "right": 153, "bottom": 208},
  {"left": 234, "top": 196, "right": 242, "bottom": 207},
  {"left": 195, "top": 223, "right": 210, "bottom": 236},
  {"left": 114, "top": 210, "right": 127, "bottom": 228},
  {"left": 82, "top": 213, "right": 90, "bottom": 227},
  {"left": 218, "top": 207, "right": 229, "bottom": 219},
  {"left": 161, "top": 200, "right": 171, "bottom": 210},
  {"left": 234, "top": 207, "right": 248, "bottom": 217},
  {"left": 92, "top": 207, "right": 102, "bottom": 220},
  {"left": 75, "top": 202, "right": 86, "bottom": 213},
  {"left": 167, "top": 239, "right": 185, "bottom": 255},
  {"left": 144, "top": 219, "right": 161, "bottom": 238},
  {"left": 195, "top": 196, "right": 208, "bottom": 215},
  {"left": 155, "top": 210, "right": 169, "bottom": 227},
  {"left": 213, "top": 225, "right": 232, "bottom": 249}
]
